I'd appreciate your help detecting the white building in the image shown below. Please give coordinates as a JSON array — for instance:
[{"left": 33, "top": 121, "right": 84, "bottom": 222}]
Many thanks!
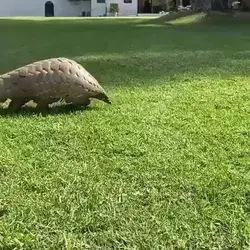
[
  {"left": 0, "top": 0, "right": 138, "bottom": 17},
  {"left": 0, "top": 0, "right": 187, "bottom": 17}
]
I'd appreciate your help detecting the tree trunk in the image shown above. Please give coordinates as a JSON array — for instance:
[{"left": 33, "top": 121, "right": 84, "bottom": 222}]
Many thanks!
[
  {"left": 192, "top": 0, "right": 212, "bottom": 11},
  {"left": 241, "top": 0, "right": 250, "bottom": 10}
]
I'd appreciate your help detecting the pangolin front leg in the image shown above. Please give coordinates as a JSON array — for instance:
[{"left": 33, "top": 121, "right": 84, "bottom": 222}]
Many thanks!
[
  {"left": 79, "top": 98, "right": 91, "bottom": 107},
  {"left": 65, "top": 97, "right": 91, "bottom": 107},
  {"left": 9, "top": 98, "right": 28, "bottom": 110}
]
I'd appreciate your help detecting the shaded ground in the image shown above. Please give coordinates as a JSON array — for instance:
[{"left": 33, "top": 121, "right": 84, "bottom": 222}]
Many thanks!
[
  {"left": 0, "top": 15, "right": 250, "bottom": 88},
  {"left": 0, "top": 17, "right": 250, "bottom": 249}
]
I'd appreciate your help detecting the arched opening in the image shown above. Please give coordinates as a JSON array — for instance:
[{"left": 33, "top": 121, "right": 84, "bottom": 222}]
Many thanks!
[{"left": 45, "top": 1, "right": 54, "bottom": 17}]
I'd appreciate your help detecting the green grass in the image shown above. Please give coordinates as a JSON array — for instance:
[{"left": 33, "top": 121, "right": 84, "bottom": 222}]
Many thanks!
[{"left": 0, "top": 16, "right": 250, "bottom": 249}]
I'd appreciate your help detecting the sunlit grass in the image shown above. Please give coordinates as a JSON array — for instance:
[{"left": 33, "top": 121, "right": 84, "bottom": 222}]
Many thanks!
[{"left": 0, "top": 17, "right": 250, "bottom": 249}]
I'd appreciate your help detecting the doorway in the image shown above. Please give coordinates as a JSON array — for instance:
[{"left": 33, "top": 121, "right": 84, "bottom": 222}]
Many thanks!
[
  {"left": 182, "top": 0, "right": 190, "bottom": 7},
  {"left": 45, "top": 1, "right": 54, "bottom": 17},
  {"left": 138, "top": 0, "right": 171, "bottom": 13}
]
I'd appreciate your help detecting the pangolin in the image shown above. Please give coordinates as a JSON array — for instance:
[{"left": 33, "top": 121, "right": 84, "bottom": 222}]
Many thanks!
[{"left": 0, "top": 57, "right": 111, "bottom": 110}]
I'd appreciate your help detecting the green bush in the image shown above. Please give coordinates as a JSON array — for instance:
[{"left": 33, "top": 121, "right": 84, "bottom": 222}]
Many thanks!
[{"left": 109, "top": 3, "right": 119, "bottom": 13}]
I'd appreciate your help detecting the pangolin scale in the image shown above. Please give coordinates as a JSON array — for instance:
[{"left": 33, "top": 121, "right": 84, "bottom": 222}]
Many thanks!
[{"left": 0, "top": 57, "right": 111, "bottom": 110}]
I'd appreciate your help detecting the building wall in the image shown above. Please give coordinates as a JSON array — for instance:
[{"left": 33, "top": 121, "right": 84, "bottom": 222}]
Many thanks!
[
  {"left": 54, "top": 0, "right": 91, "bottom": 16},
  {"left": 107, "top": 0, "right": 137, "bottom": 15},
  {"left": 0, "top": 0, "right": 91, "bottom": 17},
  {"left": 0, "top": 0, "right": 137, "bottom": 17},
  {"left": 91, "top": 0, "right": 137, "bottom": 16},
  {"left": 90, "top": 1, "right": 106, "bottom": 16}
]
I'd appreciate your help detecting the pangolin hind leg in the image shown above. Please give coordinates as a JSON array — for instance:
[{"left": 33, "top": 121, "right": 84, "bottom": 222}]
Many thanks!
[
  {"left": 0, "top": 98, "right": 7, "bottom": 103},
  {"left": 8, "top": 98, "right": 29, "bottom": 110},
  {"left": 35, "top": 98, "right": 60, "bottom": 109}
]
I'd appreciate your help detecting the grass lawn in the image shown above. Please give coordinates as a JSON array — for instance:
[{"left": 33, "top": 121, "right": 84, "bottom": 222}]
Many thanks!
[{"left": 1, "top": 15, "right": 250, "bottom": 249}]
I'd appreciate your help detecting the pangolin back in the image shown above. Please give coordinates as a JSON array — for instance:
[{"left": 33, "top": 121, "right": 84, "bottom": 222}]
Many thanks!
[{"left": 0, "top": 57, "right": 111, "bottom": 106}]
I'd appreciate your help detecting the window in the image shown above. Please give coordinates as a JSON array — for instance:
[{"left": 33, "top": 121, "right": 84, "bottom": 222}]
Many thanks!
[
  {"left": 97, "top": 0, "right": 105, "bottom": 3},
  {"left": 124, "top": 0, "right": 132, "bottom": 3}
]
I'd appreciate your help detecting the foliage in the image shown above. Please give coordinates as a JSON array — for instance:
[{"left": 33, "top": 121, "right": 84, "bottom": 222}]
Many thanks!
[{"left": 109, "top": 3, "right": 119, "bottom": 13}]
